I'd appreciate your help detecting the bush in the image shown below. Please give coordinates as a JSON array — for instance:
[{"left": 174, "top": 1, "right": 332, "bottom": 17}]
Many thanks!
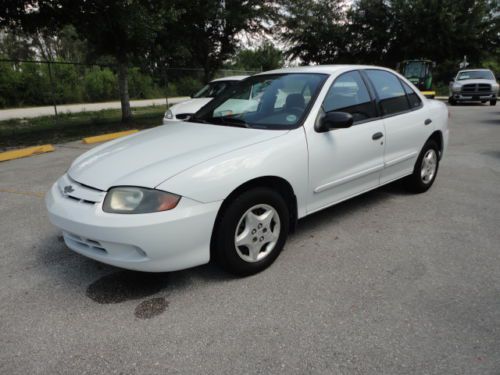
[
  {"left": 83, "top": 67, "right": 117, "bottom": 102},
  {"left": 128, "top": 67, "right": 163, "bottom": 99},
  {"left": 173, "top": 76, "right": 203, "bottom": 96}
]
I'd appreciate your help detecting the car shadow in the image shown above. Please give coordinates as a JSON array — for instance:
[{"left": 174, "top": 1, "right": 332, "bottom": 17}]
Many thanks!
[
  {"left": 36, "top": 179, "right": 409, "bottom": 303},
  {"left": 294, "top": 180, "right": 407, "bottom": 235}
]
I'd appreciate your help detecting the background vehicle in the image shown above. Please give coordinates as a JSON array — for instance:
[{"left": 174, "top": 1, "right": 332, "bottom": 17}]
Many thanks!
[
  {"left": 449, "top": 69, "right": 498, "bottom": 106},
  {"left": 47, "top": 66, "right": 449, "bottom": 276},
  {"left": 163, "top": 75, "right": 248, "bottom": 123},
  {"left": 398, "top": 59, "right": 436, "bottom": 98}
]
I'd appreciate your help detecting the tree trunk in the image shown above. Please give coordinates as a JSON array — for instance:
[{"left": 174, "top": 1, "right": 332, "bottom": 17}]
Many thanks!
[{"left": 117, "top": 61, "right": 132, "bottom": 123}]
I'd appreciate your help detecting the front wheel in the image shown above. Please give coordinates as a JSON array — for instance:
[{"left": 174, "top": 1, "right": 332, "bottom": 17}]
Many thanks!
[
  {"left": 491, "top": 99, "right": 497, "bottom": 106},
  {"left": 404, "top": 140, "right": 440, "bottom": 193},
  {"left": 213, "top": 187, "right": 289, "bottom": 276},
  {"left": 448, "top": 97, "right": 457, "bottom": 106}
]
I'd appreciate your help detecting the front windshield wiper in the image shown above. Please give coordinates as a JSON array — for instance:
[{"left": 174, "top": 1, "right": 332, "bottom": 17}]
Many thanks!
[
  {"left": 187, "top": 116, "right": 210, "bottom": 124},
  {"left": 209, "top": 116, "right": 251, "bottom": 128}
]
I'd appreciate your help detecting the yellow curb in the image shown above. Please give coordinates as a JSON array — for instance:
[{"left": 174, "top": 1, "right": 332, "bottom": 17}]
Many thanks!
[
  {"left": 0, "top": 144, "right": 55, "bottom": 162},
  {"left": 0, "top": 188, "right": 44, "bottom": 198},
  {"left": 82, "top": 129, "right": 138, "bottom": 144}
]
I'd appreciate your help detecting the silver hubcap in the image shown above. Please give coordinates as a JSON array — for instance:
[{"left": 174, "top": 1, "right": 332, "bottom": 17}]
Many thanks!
[
  {"left": 234, "top": 204, "right": 281, "bottom": 263},
  {"left": 421, "top": 149, "right": 437, "bottom": 184}
]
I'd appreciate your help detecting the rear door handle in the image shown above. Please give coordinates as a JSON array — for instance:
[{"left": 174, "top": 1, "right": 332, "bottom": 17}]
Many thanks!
[
  {"left": 372, "top": 132, "right": 384, "bottom": 140},
  {"left": 424, "top": 119, "right": 432, "bottom": 125}
]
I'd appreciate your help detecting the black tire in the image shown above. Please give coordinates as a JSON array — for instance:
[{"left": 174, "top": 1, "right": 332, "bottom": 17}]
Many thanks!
[
  {"left": 481, "top": 100, "right": 487, "bottom": 104},
  {"left": 213, "top": 187, "right": 289, "bottom": 276},
  {"left": 404, "top": 140, "right": 440, "bottom": 193},
  {"left": 491, "top": 99, "right": 497, "bottom": 106},
  {"left": 448, "top": 97, "right": 456, "bottom": 106}
]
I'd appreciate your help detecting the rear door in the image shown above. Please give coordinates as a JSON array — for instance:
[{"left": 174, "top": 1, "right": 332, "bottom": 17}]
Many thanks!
[{"left": 363, "top": 69, "right": 431, "bottom": 184}]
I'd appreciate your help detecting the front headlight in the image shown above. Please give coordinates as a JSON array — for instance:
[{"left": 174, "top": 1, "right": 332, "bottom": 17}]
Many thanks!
[
  {"left": 164, "top": 109, "right": 174, "bottom": 119},
  {"left": 492, "top": 84, "right": 499, "bottom": 93},
  {"left": 103, "top": 187, "right": 181, "bottom": 214},
  {"left": 452, "top": 84, "right": 462, "bottom": 92}
]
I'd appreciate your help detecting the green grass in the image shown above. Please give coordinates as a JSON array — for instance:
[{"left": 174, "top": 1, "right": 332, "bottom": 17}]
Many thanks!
[
  {"left": 0, "top": 105, "right": 167, "bottom": 149},
  {"left": 433, "top": 82, "right": 449, "bottom": 97}
]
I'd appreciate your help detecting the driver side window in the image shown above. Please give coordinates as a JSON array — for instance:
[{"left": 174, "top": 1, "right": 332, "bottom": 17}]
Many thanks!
[{"left": 322, "top": 71, "right": 377, "bottom": 123}]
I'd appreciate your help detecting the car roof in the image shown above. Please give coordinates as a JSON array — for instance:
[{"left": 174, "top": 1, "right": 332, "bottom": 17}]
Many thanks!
[
  {"left": 210, "top": 75, "right": 249, "bottom": 82},
  {"left": 255, "top": 65, "right": 389, "bottom": 76}
]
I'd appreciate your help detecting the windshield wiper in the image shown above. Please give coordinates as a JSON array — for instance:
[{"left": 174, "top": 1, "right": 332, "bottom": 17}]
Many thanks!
[
  {"left": 187, "top": 117, "right": 210, "bottom": 124},
  {"left": 209, "top": 116, "right": 251, "bottom": 128}
]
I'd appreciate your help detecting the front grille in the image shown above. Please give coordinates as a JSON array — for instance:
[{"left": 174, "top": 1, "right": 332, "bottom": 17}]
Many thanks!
[
  {"left": 462, "top": 84, "right": 475, "bottom": 93},
  {"left": 65, "top": 194, "right": 96, "bottom": 205},
  {"left": 478, "top": 84, "right": 491, "bottom": 92},
  {"left": 58, "top": 174, "right": 106, "bottom": 204},
  {"left": 461, "top": 83, "right": 492, "bottom": 93}
]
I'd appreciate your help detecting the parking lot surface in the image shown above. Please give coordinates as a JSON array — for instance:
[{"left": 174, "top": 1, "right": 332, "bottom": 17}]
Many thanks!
[{"left": 1, "top": 104, "right": 499, "bottom": 374}]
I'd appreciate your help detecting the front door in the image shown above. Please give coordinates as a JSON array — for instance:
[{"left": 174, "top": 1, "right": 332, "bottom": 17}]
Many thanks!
[{"left": 305, "top": 70, "right": 385, "bottom": 214}]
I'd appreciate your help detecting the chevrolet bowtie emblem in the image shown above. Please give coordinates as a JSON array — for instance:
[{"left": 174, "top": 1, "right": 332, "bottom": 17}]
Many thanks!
[{"left": 63, "top": 185, "right": 74, "bottom": 194}]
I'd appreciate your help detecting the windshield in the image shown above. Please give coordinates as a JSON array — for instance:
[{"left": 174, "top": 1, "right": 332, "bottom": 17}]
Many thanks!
[
  {"left": 457, "top": 70, "right": 494, "bottom": 81},
  {"left": 192, "top": 81, "right": 236, "bottom": 98},
  {"left": 190, "top": 73, "right": 328, "bottom": 130},
  {"left": 403, "top": 62, "right": 425, "bottom": 78}
]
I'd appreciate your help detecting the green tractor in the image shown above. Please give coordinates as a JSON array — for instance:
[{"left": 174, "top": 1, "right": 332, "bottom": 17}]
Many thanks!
[{"left": 397, "top": 59, "right": 436, "bottom": 98}]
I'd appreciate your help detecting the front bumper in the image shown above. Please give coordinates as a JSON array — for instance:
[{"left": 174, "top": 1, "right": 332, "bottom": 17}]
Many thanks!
[
  {"left": 45, "top": 181, "right": 221, "bottom": 272},
  {"left": 452, "top": 92, "right": 496, "bottom": 101}
]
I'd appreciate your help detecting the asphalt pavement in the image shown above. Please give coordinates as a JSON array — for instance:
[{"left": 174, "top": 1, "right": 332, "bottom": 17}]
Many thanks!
[{"left": 0, "top": 103, "right": 499, "bottom": 374}]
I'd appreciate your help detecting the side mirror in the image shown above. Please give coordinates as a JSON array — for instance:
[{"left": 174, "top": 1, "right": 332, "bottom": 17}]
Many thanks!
[{"left": 315, "top": 111, "right": 353, "bottom": 133}]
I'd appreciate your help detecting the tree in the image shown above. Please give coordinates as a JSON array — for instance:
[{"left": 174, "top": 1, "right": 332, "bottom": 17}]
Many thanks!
[
  {"left": 167, "top": 0, "right": 277, "bottom": 82},
  {"left": 231, "top": 42, "right": 284, "bottom": 71},
  {"left": 41, "top": 0, "right": 175, "bottom": 122},
  {"left": 280, "top": 0, "right": 348, "bottom": 64},
  {"left": 347, "top": 0, "right": 393, "bottom": 65},
  {"left": 1, "top": 0, "right": 176, "bottom": 122},
  {"left": 281, "top": 0, "right": 499, "bottom": 75}
]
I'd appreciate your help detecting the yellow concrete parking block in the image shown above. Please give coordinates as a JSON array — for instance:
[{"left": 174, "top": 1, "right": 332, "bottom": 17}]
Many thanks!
[
  {"left": 82, "top": 129, "right": 139, "bottom": 144},
  {"left": 421, "top": 91, "right": 436, "bottom": 98},
  {"left": 0, "top": 144, "right": 55, "bottom": 162}
]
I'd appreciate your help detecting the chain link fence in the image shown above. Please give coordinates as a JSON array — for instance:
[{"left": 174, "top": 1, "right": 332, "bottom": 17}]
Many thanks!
[{"left": 0, "top": 59, "right": 259, "bottom": 116}]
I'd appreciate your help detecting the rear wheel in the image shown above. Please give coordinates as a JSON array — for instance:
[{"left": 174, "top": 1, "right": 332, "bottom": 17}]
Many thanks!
[
  {"left": 213, "top": 187, "right": 289, "bottom": 276},
  {"left": 491, "top": 99, "right": 497, "bottom": 106},
  {"left": 405, "top": 140, "right": 440, "bottom": 193}
]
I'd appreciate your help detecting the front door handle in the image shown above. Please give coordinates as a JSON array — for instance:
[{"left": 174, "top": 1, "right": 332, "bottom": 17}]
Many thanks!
[
  {"left": 372, "top": 132, "right": 384, "bottom": 140},
  {"left": 424, "top": 118, "right": 432, "bottom": 125}
]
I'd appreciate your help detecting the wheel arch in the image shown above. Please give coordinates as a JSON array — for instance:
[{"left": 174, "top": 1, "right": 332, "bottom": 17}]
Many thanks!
[
  {"left": 427, "top": 130, "right": 443, "bottom": 159},
  {"left": 209, "top": 176, "right": 298, "bottom": 261}
]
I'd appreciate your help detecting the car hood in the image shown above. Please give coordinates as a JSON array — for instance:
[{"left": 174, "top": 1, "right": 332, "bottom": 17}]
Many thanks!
[
  {"left": 454, "top": 79, "right": 497, "bottom": 85},
  {"left": 170, "top": 98, "right": 212, "bottom": 115},
  {"left": 68, "top": 123, "right": 287, "bottom": 191}
]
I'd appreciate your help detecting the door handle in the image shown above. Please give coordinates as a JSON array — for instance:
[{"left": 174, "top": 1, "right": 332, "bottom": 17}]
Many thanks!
[
  {"left": 372, "top": 132, "right": 384, "bottom": 140},
  {"left": 424, "top": 119, "right": 432, "bottom": 125}
]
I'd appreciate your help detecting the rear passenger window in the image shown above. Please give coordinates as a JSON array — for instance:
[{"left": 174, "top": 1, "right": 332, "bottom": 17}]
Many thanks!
[
  {"left": 322, "top": 71, "right": 377, "bottom": 123},
  {"left": 401, "top": 81, "right": 422, "bottom": 109},
  {"left": 365, "top": 70, "right": 410, "bottom": 116}
]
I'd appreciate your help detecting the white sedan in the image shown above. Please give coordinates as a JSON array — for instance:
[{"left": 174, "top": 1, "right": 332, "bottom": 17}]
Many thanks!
[
  {"left": 46, "top": 65, "right": 449, "bottom": 275},
  {"left": 163, "top": 75, "right": 247, "bottom": 123}
]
